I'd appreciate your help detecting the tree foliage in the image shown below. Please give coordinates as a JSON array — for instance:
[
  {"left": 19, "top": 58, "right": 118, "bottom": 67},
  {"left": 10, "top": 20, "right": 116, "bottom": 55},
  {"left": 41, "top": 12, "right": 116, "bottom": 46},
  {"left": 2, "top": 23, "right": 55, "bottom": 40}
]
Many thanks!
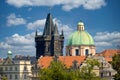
[
  {"left": 1, "top": 75, "right": 8, "bottom": 80},
  {"left": 39, "top": 58, "right": 102, "bottom": 80},
  {"left": 79, "top": 59, "right": 100, "bottom": 80},
  {"left": 112, "top": 54, "right": 120, "bottom": 80}
]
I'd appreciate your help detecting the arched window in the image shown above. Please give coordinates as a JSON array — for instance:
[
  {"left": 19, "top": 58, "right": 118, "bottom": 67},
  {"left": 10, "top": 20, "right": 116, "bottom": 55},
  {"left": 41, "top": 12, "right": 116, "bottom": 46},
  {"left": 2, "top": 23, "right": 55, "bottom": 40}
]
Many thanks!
[
  {"left": 75, "top": 49, "right": 79, "bottom": 56},
  {"left": 85, "top": 49, "right": 89, "bottom": 56},
  {"left": 109, "top": 72, "right": 111, "bottom": 76},
  {"left": 69, "top": 49, "right": 71, "bottom": 56}
]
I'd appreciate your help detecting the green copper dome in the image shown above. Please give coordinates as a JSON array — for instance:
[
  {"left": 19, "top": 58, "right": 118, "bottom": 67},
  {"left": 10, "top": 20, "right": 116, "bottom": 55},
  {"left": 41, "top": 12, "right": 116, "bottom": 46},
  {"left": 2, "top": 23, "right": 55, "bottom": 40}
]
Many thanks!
[{"left": 67, "top": 31, "right": 94, "bottom": 46}]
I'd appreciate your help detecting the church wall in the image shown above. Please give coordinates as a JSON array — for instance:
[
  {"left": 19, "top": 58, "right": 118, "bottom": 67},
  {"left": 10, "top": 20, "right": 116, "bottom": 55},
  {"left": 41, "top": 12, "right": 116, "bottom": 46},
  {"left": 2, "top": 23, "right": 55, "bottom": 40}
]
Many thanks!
[
  {"left": 66, "top": 45, "right": 96, "bottom": 56},
  {"left": 90, "top": 46, "right": 96, "bottom": 55}
]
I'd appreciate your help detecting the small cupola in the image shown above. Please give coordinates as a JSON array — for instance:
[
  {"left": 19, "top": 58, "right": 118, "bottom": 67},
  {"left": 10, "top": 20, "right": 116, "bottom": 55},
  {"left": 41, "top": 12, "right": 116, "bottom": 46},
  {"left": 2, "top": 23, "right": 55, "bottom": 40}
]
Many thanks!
[
  {"left": 7, "top": 50, "right": 12, "bottom": 59},
  {"left": 77, "top": 21, "right": 84, "bottom": 31}
]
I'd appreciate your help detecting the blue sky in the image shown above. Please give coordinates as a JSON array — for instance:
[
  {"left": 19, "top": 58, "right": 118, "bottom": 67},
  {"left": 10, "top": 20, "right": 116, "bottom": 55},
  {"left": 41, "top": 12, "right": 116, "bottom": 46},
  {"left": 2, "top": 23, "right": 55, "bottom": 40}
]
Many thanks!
[{"left": 0, "top": 0, "right": 120, "bottom": 58}]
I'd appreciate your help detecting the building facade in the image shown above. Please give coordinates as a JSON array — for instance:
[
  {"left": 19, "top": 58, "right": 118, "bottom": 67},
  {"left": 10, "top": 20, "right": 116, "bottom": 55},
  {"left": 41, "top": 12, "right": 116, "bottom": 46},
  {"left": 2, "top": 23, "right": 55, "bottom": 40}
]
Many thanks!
[
  {"left": 66, "top": 21, "right": 96, "bottom": 56},
  {"left": 0, "top": 51, "right": 32, "bottom": 80},
  {"left": 35, "top": 13, "right": 64, "bottom": 59}
]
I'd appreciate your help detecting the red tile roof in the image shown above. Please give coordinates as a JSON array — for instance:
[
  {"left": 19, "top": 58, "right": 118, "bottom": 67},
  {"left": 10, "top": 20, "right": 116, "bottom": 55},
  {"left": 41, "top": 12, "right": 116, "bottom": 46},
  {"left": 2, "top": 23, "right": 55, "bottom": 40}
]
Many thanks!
[
  {"left": 100, "top": 49, "right": 120, "bottom": 57},
  {"left": 95, "top": 49, "right": 120, "bottom": 62},
  {"left": 38, "top": 56, "right": 86, "bottom": 68},
  {"left": 105, "top": 57, "right": 112, "bottom": 62}
]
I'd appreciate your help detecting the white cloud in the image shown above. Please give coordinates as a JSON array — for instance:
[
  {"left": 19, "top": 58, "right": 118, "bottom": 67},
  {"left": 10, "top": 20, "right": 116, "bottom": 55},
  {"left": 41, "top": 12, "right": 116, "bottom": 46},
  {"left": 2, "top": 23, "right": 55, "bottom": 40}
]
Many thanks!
[
  {"left": 0, "top": 32, "right": 38, "bottom": 57},
  {"left": 0, "top": 18, "right": 73, "bottom": 56},
  {"left": 95, "top": 42, "right": 112, "bottom": 47},
  {"left": 83, "top": 0, "right": 106, "bottom": 10},
  {"left": 0, "top": 42, "right": 11, "bottom": 49},
  {"left": 27, "top": 18, "right": 74, "bottom": 39},
  {"left": 6, "top": 0, "right": 106, "bottom": 11},
  {"left": 94, "top": 32, "right": 120, "bottom": 41},
  {"left": 0, "top": 21, "right": 73, "bottom": 57},
  {"left": 94, "top": 31, "right": 120, "bottom": 52},
  {"left": 0, "top": 17, "right": 73, "bottom": 57},
  {"left": 6, "top": 33, "right": 34, "bottom": 45},
  {"left": 7, "top": 13, "right": 26, "bottom": 26},
  {"left": 27, "top": 19, "right": 46, "bottom": 30},
  {"left": 53, "top": 18, "right": 74, "bottom": 39}
]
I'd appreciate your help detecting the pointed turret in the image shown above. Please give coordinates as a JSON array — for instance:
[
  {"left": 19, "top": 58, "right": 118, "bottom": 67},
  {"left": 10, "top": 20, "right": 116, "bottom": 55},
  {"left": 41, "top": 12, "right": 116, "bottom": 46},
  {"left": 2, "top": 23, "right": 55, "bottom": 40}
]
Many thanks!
[
  {"left": 43, "top": 13, "right": 54, "bottom": 36},
  {"left": 54, "top": 24, "right": 59, "bottom": 36}
]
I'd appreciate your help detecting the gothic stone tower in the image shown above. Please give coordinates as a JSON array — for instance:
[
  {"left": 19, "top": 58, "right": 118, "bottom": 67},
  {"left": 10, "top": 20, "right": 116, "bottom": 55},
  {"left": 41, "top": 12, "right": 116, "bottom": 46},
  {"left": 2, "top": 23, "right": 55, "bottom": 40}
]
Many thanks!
[{"left": 35, "top": 13, "right": 64, "bottom": 59}]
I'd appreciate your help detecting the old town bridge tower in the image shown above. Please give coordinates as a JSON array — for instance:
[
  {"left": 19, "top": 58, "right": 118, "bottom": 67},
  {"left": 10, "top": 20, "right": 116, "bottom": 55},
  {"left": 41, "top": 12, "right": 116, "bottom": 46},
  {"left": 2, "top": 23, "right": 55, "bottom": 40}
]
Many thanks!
[{"left": 35, "top": 13, "right": 64, "bottom": 59}]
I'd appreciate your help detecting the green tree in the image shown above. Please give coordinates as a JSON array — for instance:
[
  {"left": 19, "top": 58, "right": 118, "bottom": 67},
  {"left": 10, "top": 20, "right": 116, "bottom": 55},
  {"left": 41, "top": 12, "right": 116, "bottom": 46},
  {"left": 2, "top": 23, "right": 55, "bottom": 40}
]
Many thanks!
[
  {"left": 77, "top": 58, "right": 100, "bottom": 80},
  {"left": 1, "top": 75, "right": 8, "bottom": 80},
  {"left": 39, "top": 58, "right": 102, "bottom": 80},
  {"left": 39, "top": 60, "right": 76, "bottom": 80},
  {"left": 112, "top": 54, "right": 120, "bottom": 80}
]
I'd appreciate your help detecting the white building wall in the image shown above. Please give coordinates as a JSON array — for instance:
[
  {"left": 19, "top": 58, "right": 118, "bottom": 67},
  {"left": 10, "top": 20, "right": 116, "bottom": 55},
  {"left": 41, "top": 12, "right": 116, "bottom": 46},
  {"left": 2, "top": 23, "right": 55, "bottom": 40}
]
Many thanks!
[{"left": 0, "top": 60, "right": 32, "bottom": 80}]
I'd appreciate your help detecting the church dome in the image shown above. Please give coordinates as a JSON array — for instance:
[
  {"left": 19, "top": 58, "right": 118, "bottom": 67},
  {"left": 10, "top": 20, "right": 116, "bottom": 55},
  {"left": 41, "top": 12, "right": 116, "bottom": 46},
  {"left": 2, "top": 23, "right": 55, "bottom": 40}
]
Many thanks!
[{"left": 67, "top": 21, "right": 94, "bottom": 46}]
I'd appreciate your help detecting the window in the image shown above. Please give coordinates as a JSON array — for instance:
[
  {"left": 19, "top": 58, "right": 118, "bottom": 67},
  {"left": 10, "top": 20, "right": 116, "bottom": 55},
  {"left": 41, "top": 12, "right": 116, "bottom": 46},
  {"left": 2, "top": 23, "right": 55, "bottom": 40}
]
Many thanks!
[
  {"left": 15, "top": 75, "right": 18, "bottom": 79},
  {"left": 10, "top": 67, "right": 12, "bottom": 71},
  {"left": 75, "top": 49, "right": 79, "bottom": 56},
  {"left": 101, "top": 72, "right": 103, "bottom": 77},
  {"left": 24, "top": 66, "right": 27, "bottom": 71},
  {"left": 0, "top": 67, "right": 3, "bottom": 71},
  {"left": 85, "top": 49, "right": 89, "bottom": 56},
  {"left": 24, "top": 74, "right": 27, "bottom": 79},
  {"left": 15, "top": 67, "right": 17, "bottom": 71},
  {"left": 10, "top": 74, "right": 12, "bottom": 79},
  {"left": 5, "top": 67, "right": 8, "bottom": 71},
  {"left": 109, "top": 72, "right": 111, "bottom": 76},
  {"left": 69, "top": 49, "right": 71, "bottom": 56},
  {"left": 5, "top": 75, "right": 7, "bottom": 78}
]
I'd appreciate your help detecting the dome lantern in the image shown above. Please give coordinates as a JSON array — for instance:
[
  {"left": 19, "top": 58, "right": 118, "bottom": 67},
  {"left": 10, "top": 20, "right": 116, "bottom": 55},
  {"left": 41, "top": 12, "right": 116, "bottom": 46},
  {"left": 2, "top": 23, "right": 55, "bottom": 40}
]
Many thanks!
[
  {"left": 77, "top": 21, "right": 84, "bottom": 31},
  {"left": 7, "top": 50, "right": 12, "bottom": 59}
]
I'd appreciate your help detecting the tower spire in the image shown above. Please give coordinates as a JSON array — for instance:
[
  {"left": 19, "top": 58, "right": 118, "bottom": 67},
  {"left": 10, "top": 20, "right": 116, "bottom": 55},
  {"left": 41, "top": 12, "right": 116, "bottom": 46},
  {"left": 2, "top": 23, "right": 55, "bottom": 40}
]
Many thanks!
[
  {"left": 43, "top": 13, "right": 54, "bottom": 36},
  {"left": 54, "top": 24, "right": 59, "bottom": 35},
  {"left": 35, "top": 13, "right": 64, "bottom": 59}
]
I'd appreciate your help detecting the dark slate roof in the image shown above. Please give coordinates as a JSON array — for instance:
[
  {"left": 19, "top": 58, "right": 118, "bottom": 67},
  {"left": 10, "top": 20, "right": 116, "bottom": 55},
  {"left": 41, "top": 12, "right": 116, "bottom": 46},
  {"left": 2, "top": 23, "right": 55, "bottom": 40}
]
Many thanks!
[
  {"left": 54, "top": 24, "right": 59, "bottom": 35},
  {"left": 13, "top": 55, "right": 36, "bottom": 64},
  {"left": 43, "top": 13, "right": 54, "bottom": 36}
]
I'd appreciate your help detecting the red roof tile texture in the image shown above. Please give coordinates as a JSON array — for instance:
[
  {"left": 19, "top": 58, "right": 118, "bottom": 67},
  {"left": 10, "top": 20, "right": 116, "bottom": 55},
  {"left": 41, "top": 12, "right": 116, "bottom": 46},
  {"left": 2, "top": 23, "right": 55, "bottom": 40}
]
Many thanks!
[
  {"left": 96, "top": 49, "right": 120, "bottom": 62},
  {"left": 38, "top": 56, "right": 86, "bottom": 68}
]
